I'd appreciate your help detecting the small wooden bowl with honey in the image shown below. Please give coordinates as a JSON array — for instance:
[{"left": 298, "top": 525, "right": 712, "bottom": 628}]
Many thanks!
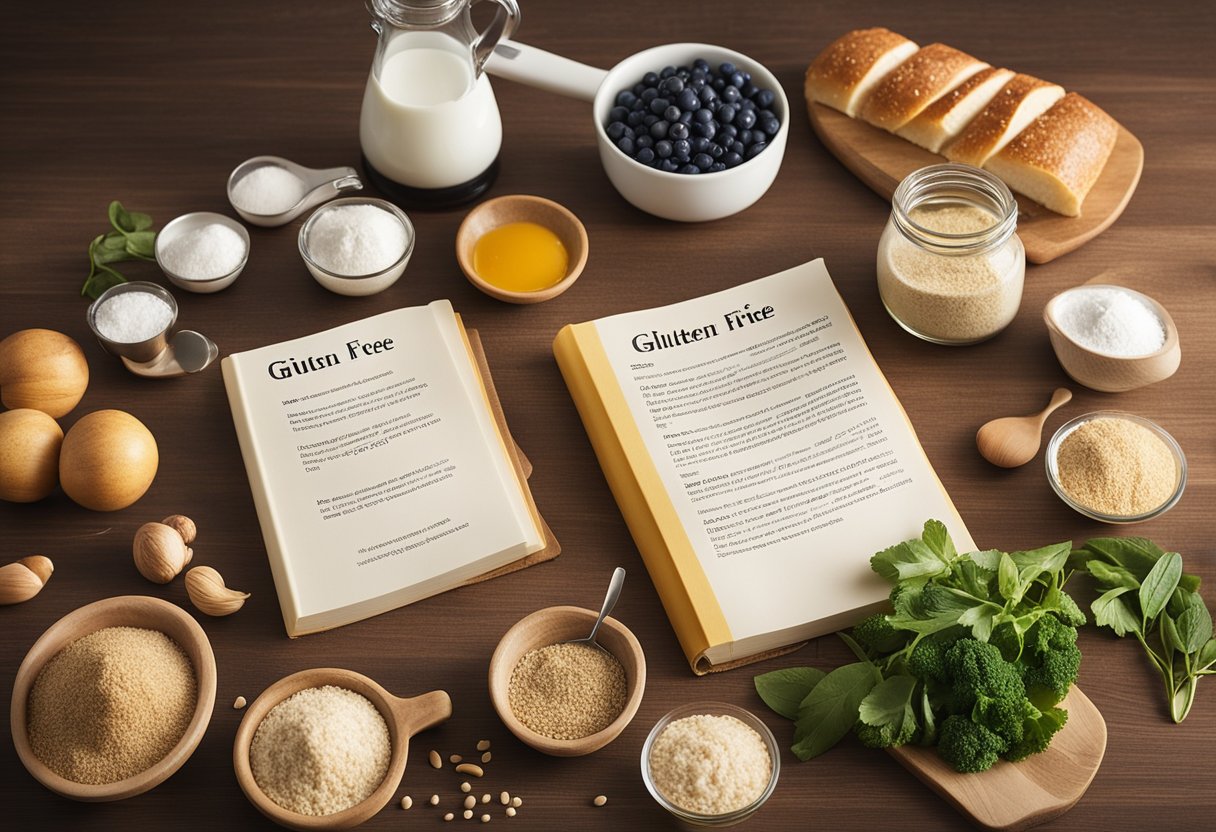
[{"left": 456, "top": 195, "right": 589, "bottom": 304}]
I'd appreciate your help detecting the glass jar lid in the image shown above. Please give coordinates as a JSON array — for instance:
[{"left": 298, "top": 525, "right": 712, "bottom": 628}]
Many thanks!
[
  {"left": 368, "top": 0, "right": 465, "bottom": 27},
  {"left": 890, "top": 164, "right": 1019, "bottom": 257}
]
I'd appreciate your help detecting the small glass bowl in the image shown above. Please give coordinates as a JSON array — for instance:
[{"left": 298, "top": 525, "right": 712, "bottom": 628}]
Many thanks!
[
  {"left": 155, "top": 211, "right": 250, "bottom": 294},
  {"left": 1046, "top": 411, "right": 1186, "bottom": 524},
  {"left": 641, "top": 703, "right": 780, "bottom": 828},
  {"left": 298, "top": 197, "right": 415, "bottom": 297}
]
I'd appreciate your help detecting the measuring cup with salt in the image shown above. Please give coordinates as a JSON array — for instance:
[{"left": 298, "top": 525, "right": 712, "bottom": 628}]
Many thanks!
[
  {"left": 87, "top": 282, "right": 219, "bottom": 378},
  {"left": 227, "top": 156, "right": 363, "bottom": 227},
  {"left": 565, "top": 567, "right": 626, "bottom": 657}
]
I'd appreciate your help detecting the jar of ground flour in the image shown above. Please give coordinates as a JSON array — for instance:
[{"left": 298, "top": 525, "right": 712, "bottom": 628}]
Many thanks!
[{"left": 877, "top": 164, "right": 1025, "bottom": 345}]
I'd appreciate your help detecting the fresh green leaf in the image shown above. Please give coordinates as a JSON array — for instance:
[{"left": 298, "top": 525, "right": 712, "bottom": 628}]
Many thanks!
[
  {"left": 1080, "top": 537, "right": 1164, "bottom": 579},
  {"left": 755, "top": 667, "right": 827, "bottom": 721},
  {"left": 791, "top": 662, "right": 878, "bottom": 761},
  {"left": 1195, "top": 638, "right": 1216, "bottom": 671},
  {"left": 1010, "top": 542, "right": 1071, "bottom": 579},
  {"left": 871, "top": 539, "right": 950, "bottom": 585},
  {"left": 100, "top": 231, "right": 129, "bottom": 251},
  {"left": 124, "top": 230, "right": 157, "bottom": 260},
  {"left": 954, "top": 559, "right": 995, "bottom": 600},
  {"left": 1092, "top": 587, "right": 1141, "bottom": 636},
  {"left": 921, "top": 520, "right": 956, "bottom": 561},
  {"left": 82, "top": 266, "right": 127, "bottom": 299},
  {"left": 1140, "top": 552, "right": 1183, "bottom": 622},
  {"left": 998, "top": 553, "right": 1023, "bottom": 605},
  {"left": 1086, "top": 559, "right": 1141, "bottom": 591},
  {"left": 858, "top": 674, "right": 917, "bottom": 736},
  {"left": 108, "top": 200, "right": 136, "bottom": 233},
  {"left": 1176, "top": 597, "right": 1213, "bottom": 654},
  {"left": 1161, "top": 613, "right": 1184, "bottom": 656},
  {"left": 917, "top": 687, "right": 937, "bottom": 746},
  {"left": 968, "top": 550, "right": 1003, "bottom": 572},
  {"left": 128, "top": 210, "right": 154, "bottom": 231},
  {"left": 959, "top": 603, "right": 997, "bottom": 641}
]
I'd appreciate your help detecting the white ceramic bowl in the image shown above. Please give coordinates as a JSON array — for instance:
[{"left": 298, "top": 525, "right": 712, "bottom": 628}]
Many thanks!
[
  {"left": 298, "top": 197, "right": 415, "bottom": 297},
  {"left": 155, "top": 212, "right": 250, "bottom": 294}
]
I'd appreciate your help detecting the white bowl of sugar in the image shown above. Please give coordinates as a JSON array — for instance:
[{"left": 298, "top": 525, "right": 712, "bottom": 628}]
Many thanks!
[
  {"left": 155, "top": 212, "right": 250, "bottom": 294},
  {"left": 298, "top": 198, "right": 415, "bottom": 297}
]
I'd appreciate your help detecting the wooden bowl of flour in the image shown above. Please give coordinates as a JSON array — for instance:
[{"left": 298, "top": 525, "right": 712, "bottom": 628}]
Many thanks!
[
  {"left": 10, "top": 595, "right": 217, "bottom": 801},
  {"left": 233, "top": 668, "right": 451, "bottom": 831}
]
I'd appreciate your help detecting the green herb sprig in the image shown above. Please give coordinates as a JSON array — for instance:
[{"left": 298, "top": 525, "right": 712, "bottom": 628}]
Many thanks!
[
  {"left": 1071, "top": 538, "right": 1215, "bottom": 722},
  {"left": 82, "top": 201, "right": 157, "bottom": 299}
]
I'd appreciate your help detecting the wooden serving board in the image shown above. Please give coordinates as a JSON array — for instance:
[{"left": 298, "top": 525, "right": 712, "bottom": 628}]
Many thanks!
[
  {"left": 888, "top": 688, "right": 1107, "bottom": 832},
  {"left": 807, "top": 102, "right": 1144, "bottom": 264}
]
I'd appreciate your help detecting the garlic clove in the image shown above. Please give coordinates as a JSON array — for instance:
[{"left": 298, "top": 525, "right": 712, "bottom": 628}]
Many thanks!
[
  {"left": 133, "top": 521, "right": 190, "bottom": 584},
  {"left": 185, "top": 565, "right": 249, "bottom": 616},
  {"left": 0, "top": 555, "right": 53, "bottom": 605},
  {"left": 161, "top": 514, "right": 197, "bottom": 546}
]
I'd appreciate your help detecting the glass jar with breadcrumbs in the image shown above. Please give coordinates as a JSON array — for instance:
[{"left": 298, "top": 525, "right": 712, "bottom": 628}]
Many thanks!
[{"left": 877, "top": 163, "right": 1025, "bottom": 345}]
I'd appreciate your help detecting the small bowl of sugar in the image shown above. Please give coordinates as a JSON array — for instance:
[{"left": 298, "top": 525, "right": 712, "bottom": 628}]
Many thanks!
[
  {"left": 155, "top": 212, "right": 250, "bottom": 294},
  {"left": 298, "top": 197, "right": 415, "bottom": 297},
  {"left": 88, "top": 281, "right": 178, "bottom": 363},
  {"left": 1044, "top": 284, "right": 1181, "bottom": 393}
]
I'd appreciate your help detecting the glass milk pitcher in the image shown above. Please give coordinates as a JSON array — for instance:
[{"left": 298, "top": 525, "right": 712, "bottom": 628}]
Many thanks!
[{"left": 359, "top": 0, "right": 519, "bottom": 208}]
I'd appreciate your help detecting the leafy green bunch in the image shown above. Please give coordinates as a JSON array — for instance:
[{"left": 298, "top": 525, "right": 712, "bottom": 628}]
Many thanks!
[
  {"left": 82, "top": 201, "right": 158, "bottom": 299},
  {"left": 755, "top": 520, "right": 1084, "bottom": 773},
  {"left": 1072, "top": 537, "right": 1215, "bottom": 723}
]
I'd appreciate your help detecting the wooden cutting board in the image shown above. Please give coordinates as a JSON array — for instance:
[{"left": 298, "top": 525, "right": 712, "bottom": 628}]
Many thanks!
[
  {"left": 807, "top": 103, "right": 1144, "bottom": 265},
  {"left": 888, "top": 687, "right": 1107, "bottom": 832}
]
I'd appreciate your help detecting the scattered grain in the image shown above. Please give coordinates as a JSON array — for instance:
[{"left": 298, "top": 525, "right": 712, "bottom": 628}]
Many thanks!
[
  {"left": 429, "top": 749, "right": 443, "bottom": 769},
  {"left": 593, "top": 795, "right": 607, "bottom": 807},
  {"left": 506, "top": 807, "right": 517, "bottom": 818},
  {"left": 500, "top": 791, "right": 510, "bottom": 805},
  {"left": 27, "top": 626, "right": 196, "bottom": 785},
  {"left": 1057, "top": 417, "right": 1177, "bottom": 515},
  {"left": 430, "top": 794, "right": 441, "bottom": 805},
  {"left": 401, "top": 795, "right": 413, "bottom": 810},
  {"left": 476, "top": 739, "right": 491, "bottom": 752},
  {"left": 481, "top": 793, "right": 491, "bottom": 803},
  {"left": 461, "top": 782, "right": 472, "bottom": 793},
  {"left": 444, "top": 812, "right": 455, "bottom": 821},
  {"left": 233, "top": 695, "right": 247, "bottom": 710},
  {"left": 511, "top": 797, "right": 522, "bottom": 808},
  {"left": 648, "top": 714, "right": 771, "bottom": 816},
  {"left": 249, "top": 686, "right": 390, "bottom": 816},
  {"left": 481, "top": 814, "right": 491, "bottom": 823},
  {"left": 481, "top": 751, "right": 492, "bottom": 763},
  {"left": 463, "top": 809, "right": 474, "bottom": 820},
  {"left": 508, "top": 642, "right": 627, "bottom": 740},
  {"left": 464, "top": 796, "right": 476, "bottom": 810},
  {"left": 456, "top": 763, "right": 484, "bottom": 777},
  {"left": 450, "top": 754, "right": 463, "bottom": 764}
]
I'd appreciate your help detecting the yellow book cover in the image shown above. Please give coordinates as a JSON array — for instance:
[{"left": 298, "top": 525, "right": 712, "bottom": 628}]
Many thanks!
[{"left": 553, "top": 260, "right": 974, "bottom": 674}]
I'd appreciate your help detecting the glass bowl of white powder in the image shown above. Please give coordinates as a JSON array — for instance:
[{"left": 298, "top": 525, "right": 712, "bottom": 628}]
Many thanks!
[
  {"left": 298, "top": 198, "right": 415, "bottom": 297},
  {"left": 155, "top": 212, "right": 250, "bottom": 294},
  {"left": 641, "top": 702, "right": 779, "bottom": 827}
]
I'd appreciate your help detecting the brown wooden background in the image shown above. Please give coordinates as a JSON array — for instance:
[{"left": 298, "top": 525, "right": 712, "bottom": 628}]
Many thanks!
[{"left": 2, "top": 1, "right": 1213, "bottom": 829}]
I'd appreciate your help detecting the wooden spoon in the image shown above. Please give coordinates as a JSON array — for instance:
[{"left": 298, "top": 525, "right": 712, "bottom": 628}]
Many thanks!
[{"left": 976, "top": 388, "right": 1073, "bottom": 468}]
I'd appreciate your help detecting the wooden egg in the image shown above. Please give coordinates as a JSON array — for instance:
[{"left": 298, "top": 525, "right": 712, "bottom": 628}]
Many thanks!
[
  {"left": 0, "top": 329, "right": 89, "bottom": 418},
  {"left": 0, "top": 409, "right": 64, "bottom": 502},
  {"left": 60, "top": 410, "right": 158, "bottom": 511}
]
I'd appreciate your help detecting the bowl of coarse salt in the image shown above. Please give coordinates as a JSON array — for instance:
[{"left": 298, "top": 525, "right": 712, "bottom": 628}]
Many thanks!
[
  {"left": 155, "top": 211, "right": 250, "bottom": 294},
  {"left": 298, "top": 197, "right": 415, "bottom": 297},
  {"left": 233, "top": 668, "right": 451, "bottom": 831},
  {"left": 641, "top": 702, "right": 780, "bottom": 828},
  {"left": 1044, "top": 284, "right": 1180, "bottom": 393}
]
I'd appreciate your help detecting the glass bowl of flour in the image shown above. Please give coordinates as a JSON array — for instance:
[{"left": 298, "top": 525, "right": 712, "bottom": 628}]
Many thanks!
[{"left": 298, "top": 198, "right": 415, "bottom": 297}]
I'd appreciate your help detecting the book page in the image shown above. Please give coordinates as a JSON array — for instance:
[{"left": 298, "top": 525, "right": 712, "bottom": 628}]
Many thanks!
[
  {"left": 224, "top": 301, "right": 538, "bottom": 625},
  {"left": 590, "top": 260, "right": 973, "bottom": 647}
]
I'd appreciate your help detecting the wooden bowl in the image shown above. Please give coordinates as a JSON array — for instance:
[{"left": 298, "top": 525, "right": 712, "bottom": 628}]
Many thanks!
[
  {"left": 1044, "top": 284, "right": 1181, "bottom": 393},
  {"left": 232, "top": 668, "right": 451, "bottom": 831},
  {"left": 455, "top": 195, "right": 589, "bottom": 304},
  {"left": 488, "top": 605, "right": 645, "bottom": 756},
  {"left": 10, "top": 595, "right": 218, "bottom": 801}
]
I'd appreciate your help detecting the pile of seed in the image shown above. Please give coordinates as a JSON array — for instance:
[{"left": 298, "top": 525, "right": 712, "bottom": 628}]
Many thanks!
[
  {"left": 1056, "top": 416, "right": 1177, "bottom": 516},
  {"left": 508, "top": 642, "right": 627, "bottom": 740},
  {"left": 27, "top": 626, "right": 196, "bottom": 785},
  {"left": 648, "top": 714, "right": 771, "bottom": 815},
  {"left": 250, "top": 685, "right": 390, "bottom": 816}
]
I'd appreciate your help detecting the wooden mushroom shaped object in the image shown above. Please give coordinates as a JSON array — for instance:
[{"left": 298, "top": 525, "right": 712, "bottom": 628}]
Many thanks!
[{"left": 976, "top": 388, "right": 1072, "bottom": 468}]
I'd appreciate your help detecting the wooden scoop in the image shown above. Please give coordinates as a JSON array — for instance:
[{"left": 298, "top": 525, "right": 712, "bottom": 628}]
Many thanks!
[
  {"left": 233, "top": 668, "right": 451, "bottom": 830},
  {"left": 976, "top": 388, "right": 1072, "bottom": 468},
  {"left": 889, "top": 687, "right": 1107, "bottom": 832}
]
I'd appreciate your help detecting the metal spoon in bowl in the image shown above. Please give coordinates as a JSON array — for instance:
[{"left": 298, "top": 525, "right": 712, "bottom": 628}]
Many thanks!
[{"left": 567, "top": 567, "right": 626, "bottom": 655}]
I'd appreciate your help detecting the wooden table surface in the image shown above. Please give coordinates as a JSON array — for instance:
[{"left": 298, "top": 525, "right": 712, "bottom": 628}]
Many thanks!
[{"left": 2, "top": 1, "right": 1213, "bottom": 829}]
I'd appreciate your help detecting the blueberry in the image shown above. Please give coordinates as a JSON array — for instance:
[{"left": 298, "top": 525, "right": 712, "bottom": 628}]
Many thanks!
[
  {"left": 677, "top": 68, "right": 690, "bottom": 81},
  {"left": 617, "top": 136, "right": 635, "bottom": 156},
  {"left": 712, "top": 77, "right": 726, "bottom": 90},
  {"left": 723, "top": 151, "right": 743, "bottom": 168},
  {"left": 673, "top": 138, "right": 691, "bottom": 158},
  {"left": 756, "top": 89, "right": 775, "bottom": 108},
  {"left": 626, "top": 110, "right": 646, "bottom": 127},
  {"left": 735, "top": 108, "right": 757, "bottom": 130},
  {"left": 650, "top": 120, "right": 669, "bottom": 139},
  {"left": 709, "top": 162, "right": 727, "bottom": 172},
  {"left": 660, "top": 65, "right": 676, "bottom": 79},
  {"left": 719, "top": 124, "right": 738, "bottom": 141},
  {"left": 664, "top": 104, "right": 681, "bottom": 122},
  {"left": 643, "top": 114, "right": 659, "bottom": 127},
  {"left": 678, "top": 89, "right": 700, "bottom": 111},
  {"left": 606, "top": 121, "right": 627, "bottom": 141},
  {"left": 731, "top": 140, "right": 745, "bottom": 155},
  {"left": 631, "top": 98, "right": 647, "bottom": 111},
  {"left": 745, "top": 141, "right": 767, "bottom": 159},
  {"left": 693, "top": 107, "right": 713, "bottom": 124},
  {"left": 758, "top": 109, "right": 775, "bottom": 119},
  {"left": 660, "top": 159, "right": 679, "bottom": 173},
  {"left": 641, "top": 88, "right": 658, "bottom": 103},
  {"left": 741, "top": 82, "right": 757, "bottom": 98},
  {"left": 642, "top": 72, "right": 659, "bottom": 86},
  {"left": 678, "top": 110, "right": 693, "bottom": 124},
  {"left": 729, "top": 71, "right": 745, "bottom": 88},
  {"left": 693, "top": 58, "right": 710, "bottom": 71},
  {"left": 718, "top": 104, "right": 736, "bottom": 125},
  {"left": 636, "top": 134, "right": 654, "bottom": 149},
  {"left": 650, "top": 97, "right": 669, "bottom": 115},
  {"left": 609, "top": 105, "right": 629, "bottom": 123},
  {"left": 710, "top": 143, "right": 724, "bottom": 158},
  {"left": 679, "top": 164, "right": 700, "bottom": 174},
  {"left": 668, "top": 122, "right": 690, "bottom": 140},
  {"left": 615, "top": 90, "right": 637, "bottom": 107},
  {"left": 636, "top": 147, "right": 656, "bottom": 164},
  {"left": 662, "top": 76, "right": 684, "bottom": 95},
  {"left": 738, "top": 98, "right": 756, "bottom": 111},
  {"left": 632, "top": 82, "right": 646, "bottom": 96},
  {"left": 719, "top": 62, "right": 736, "bottom": 77},
  {"left": 698, "top": 85, "right": 717, "bottom": 103},
  {"left": 692, "top": 136, "right": 710, "bottom": 153},
  {"left": 740, "top": 129, "right": 756, "bottom": 145},
  {"left": 759, "top": 117, "right": 780, "bottom": 137},
  {"left": 693, "top": 121, "right": 716, "bottom": 140},
  {"left": 693, "top": 152, "right": 713, "bottom": 170},
  {"left": 722, "top": 85, "right": 741, "bottom": 103},
  {"left": 655, "top": 139, "right": 673, "bottom": 159}
]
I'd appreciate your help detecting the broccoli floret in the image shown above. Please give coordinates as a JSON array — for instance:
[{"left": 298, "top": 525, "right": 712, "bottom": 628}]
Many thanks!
[
  {"left": 855, "top": 717, "right": 918, "bottom": 749},
  {"left": 908, "top": 632, "right": 962, "bottom": 684},
  {"left": 971, "top": 695, "right": 1025, "bottom": 753},
  {"left": 851, "top": 613, "right": 908, "bottom": 655},
  {"left": 945, "top": 639, "right": 1025, "bottom": 712},
  {"left": 937, "top": 715, "right": 1004, "bottom": 773},
  {"left": 1005, "top": 705, "right": 1068, "bottom": 762},
  {"left": 1021, "top": 616, "right": 1081, "bottom": 708}
]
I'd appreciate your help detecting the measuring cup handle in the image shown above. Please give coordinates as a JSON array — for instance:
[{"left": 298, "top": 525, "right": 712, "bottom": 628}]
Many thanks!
[
  {"left": 471, "top": 0, "right": 520, "bottom": 75},
  {"left": 485, "top": 38, "right": 607, "bottom": 103}
]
